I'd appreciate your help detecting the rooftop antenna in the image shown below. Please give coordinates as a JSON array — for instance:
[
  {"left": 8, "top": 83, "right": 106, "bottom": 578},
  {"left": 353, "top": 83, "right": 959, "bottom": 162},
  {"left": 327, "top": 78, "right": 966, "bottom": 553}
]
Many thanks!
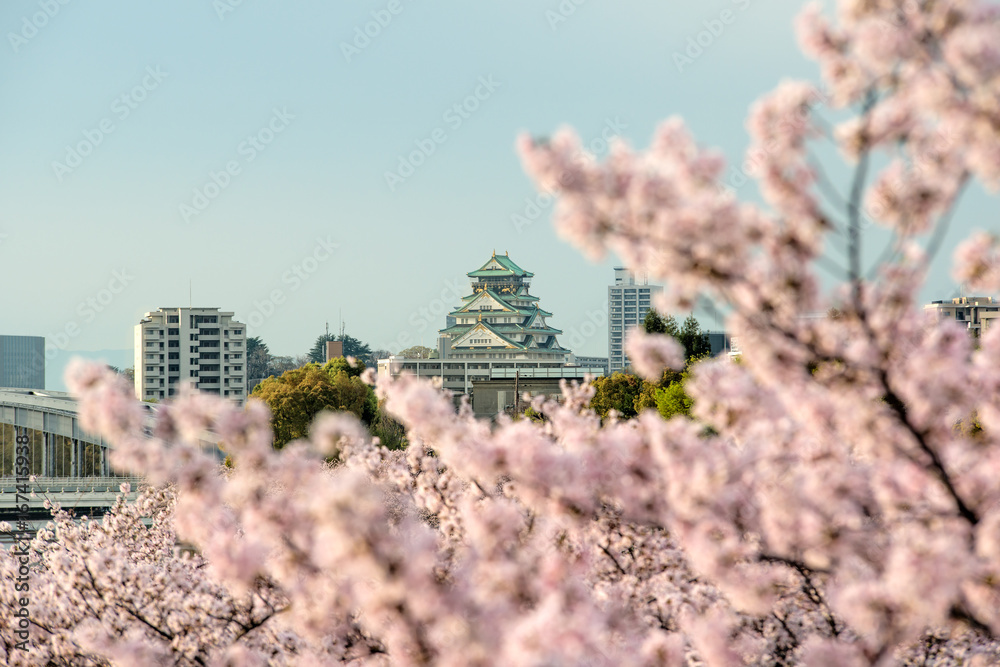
[
  {"left": 189, "top": 279, "right": 192, "bottom": 308},
  {"left": 326, "top": 321, "right": 329, "bottom": 338}
]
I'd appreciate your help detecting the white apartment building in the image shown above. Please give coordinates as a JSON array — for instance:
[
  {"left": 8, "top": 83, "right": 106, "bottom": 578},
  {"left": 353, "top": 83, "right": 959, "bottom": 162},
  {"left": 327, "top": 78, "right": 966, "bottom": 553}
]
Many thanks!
[
  {"left": 924, "top": 296, "right": 1000, "bottom": 336},
  {"left": 609, "top": 268, "right": 662, "bottom": 374},
  {"left": 134, "top": 307, "right": 247, "bottom": 403}
]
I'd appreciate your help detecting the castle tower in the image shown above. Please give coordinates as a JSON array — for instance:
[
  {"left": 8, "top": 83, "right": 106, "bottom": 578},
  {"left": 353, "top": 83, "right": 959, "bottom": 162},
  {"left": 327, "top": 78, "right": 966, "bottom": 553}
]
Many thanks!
[{"left": 438, "top": 252, "right": 568, "bottom": 361}]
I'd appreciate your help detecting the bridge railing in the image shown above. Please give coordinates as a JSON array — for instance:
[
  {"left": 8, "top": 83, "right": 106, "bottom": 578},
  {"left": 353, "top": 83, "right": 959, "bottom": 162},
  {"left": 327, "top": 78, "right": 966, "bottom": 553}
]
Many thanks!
[{"left": 0, "top": 476, "right": 145, "bottom": 496}]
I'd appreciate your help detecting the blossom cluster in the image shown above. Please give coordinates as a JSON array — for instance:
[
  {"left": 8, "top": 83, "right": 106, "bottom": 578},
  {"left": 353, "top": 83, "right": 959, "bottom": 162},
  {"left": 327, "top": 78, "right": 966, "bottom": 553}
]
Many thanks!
[{"left": 3, "top": 0, "right": 1000, "bottom": 664}]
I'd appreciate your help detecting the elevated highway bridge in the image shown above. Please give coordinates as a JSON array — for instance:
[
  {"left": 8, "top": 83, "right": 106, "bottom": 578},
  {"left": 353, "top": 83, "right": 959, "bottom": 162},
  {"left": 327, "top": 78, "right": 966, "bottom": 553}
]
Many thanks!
[{"left": 0, "top": 388, "right": 149, "bottom": 521}]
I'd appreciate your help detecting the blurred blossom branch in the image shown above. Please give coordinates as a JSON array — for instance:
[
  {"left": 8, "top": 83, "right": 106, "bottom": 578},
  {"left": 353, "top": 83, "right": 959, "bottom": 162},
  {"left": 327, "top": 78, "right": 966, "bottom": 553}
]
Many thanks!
[{"left": 4, "top": 1, "right": 1000, "bottom": 665}]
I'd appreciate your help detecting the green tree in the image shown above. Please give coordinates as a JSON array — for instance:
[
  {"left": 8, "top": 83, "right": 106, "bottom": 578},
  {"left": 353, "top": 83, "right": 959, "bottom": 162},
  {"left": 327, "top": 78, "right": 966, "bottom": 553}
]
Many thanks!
[
  {"left": 322, "top": 356, "right": 365, "bottom": 379},
  {"left": 633, "top": 381, "right": 659, "bottom": 413},
  {"left": 308, "top": 332, "right": 374, "bottom": 364},
  {"left": 654, "top": 373, "right": 694, "bottom": 420},
  {"left": 589, "top": 373, "right": 644, "bottom": 420},
  {"left": 679, "top": 315, "right": 712, "bottom": 360},
  {"left": 247, "top": 336, "right": 270, "bottom": 380},
  {"left": 398, "top": 345, "right": 437, "bottom": 359},
  {"left": 642, "top": 309, "right": 677, "bottom": 336},
  {"left": 643, "top": 309, "right": 711, "bottom": 362},
  {"left": 251, "top": 360, "right": 376, "bottom": 449},
  {"left": 266, "top": 355, "right": 300, "bottom": 377},
  {"left": 369, "top": 410, "right": 407, "bottom": 450}
]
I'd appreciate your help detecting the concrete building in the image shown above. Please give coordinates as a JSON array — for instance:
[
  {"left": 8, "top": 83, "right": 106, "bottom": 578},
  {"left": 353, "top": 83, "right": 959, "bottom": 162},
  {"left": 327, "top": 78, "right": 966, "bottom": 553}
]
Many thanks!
[
  {"left": 134, "top": 308, "right": 247, "bottom": 402},
  {"left": 0, "top": 335, "right": 45, "bottom": 390},
  {"left": 568, "top": 354, "right": 609, "bottom": 376},
  {"left": 609, "top": 268, "right": 662, "bottom": 374},
  {"left": 707, "top": 332, "right": 734, "bottom": 356},
  {"left": 471, "top": 367, "right": 601, "bottom": 419},
  {"left": 325, "top": 340, "right": 344, "bottom": 363},
  {"left": 983, "top": 310, "right": 1000, "bottom": 335},
  {"left": 925, "top": 296, "right": 1000, "bottom": 336}
]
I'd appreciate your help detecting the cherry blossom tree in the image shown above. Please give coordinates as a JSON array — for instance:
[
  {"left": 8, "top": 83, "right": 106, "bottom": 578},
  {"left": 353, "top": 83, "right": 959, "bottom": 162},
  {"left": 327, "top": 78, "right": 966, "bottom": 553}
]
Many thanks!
[{"left": 4, "top": 0, "right": 1000, "bottom": 664}]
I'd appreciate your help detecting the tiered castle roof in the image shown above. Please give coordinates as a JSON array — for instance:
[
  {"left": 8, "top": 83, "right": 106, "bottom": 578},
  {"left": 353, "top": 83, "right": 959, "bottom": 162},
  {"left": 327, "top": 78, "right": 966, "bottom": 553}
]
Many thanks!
[{"left": 440, "top": 253, "right": 567, "bottom": 355}]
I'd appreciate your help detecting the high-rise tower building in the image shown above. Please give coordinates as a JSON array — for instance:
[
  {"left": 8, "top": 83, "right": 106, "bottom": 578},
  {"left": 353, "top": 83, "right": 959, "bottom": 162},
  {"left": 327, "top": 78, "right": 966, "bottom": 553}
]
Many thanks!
[
  {"left": 134, "top": 308, "right": 247, "bottom": 403},
  {"left": 608, "top": 268, "right": 662, "bottom": 374},
  {"left": 0, "top": 335, "right": 45, "bottom": 389}
]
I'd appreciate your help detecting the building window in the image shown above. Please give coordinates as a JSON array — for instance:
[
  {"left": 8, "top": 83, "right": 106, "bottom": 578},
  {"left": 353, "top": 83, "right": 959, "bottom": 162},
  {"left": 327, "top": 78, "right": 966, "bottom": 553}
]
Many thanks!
[
  {"left": 167, "top": 315, "right": 179, "bottom": 324},
  {"left": 168, "top": 328, "right": 179, "bottom": 335},
  {"left": 168, "top": 352, "right": 179, "bottom": 360},
  {"left": 168, "top": 340, "right": 179, "bottom": 348}
]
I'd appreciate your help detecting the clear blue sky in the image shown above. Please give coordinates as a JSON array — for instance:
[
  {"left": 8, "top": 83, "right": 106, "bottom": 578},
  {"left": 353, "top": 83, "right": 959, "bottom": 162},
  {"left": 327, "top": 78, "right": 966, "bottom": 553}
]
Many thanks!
[{"left": 1, "top": 0, "right": 991, "bottom": 390}]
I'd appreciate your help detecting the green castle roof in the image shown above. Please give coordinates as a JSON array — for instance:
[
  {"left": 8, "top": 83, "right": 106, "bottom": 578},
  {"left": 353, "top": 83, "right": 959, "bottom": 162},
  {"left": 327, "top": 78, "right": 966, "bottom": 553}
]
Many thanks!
[{"left": 467, "top": 253, "right": 534, "bottom": 278}]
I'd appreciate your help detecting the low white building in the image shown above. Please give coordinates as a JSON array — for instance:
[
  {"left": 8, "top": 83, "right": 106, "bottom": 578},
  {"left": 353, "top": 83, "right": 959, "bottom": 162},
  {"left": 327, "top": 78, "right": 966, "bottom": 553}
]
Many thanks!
[
  {"left": 134, "top": 307, "right": 247, "bottom": 403},
  {"left": 377, "top": 356, "right": 603, "bottom": 396},
  {"left": 925, "top": 296, "right": 1000, "bottom": 336}
]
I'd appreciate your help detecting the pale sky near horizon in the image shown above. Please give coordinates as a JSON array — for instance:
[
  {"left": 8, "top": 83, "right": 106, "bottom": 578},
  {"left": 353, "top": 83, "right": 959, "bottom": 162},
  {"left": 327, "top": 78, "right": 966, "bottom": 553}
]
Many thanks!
[{"left": 1, "top": 0, "right": 994, "bottom": 391}]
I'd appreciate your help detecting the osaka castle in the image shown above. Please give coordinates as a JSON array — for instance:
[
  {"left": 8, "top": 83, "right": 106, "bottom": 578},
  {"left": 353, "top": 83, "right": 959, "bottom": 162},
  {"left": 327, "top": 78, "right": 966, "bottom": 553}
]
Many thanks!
[{"left": 437, "top": 252, "right": 569, "bottom": 362}]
